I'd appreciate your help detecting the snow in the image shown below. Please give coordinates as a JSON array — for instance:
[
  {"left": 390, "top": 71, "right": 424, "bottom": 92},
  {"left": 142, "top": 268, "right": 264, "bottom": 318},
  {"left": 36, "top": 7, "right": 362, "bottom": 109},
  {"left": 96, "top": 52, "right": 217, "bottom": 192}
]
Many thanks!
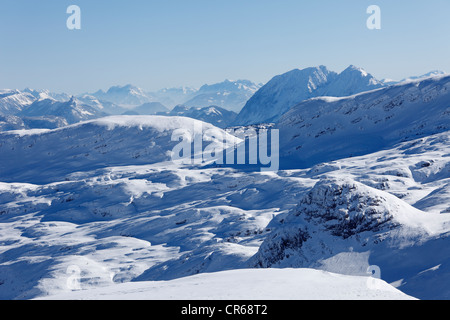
[
  {"left": 0, "top": 126, "right": 448, "bottom": 299},
  {"left": 87, "top": 80, "right": 259, "bottom": 112},
  {"left": 235, "top": 65, "right": 384, "bottom": 125},
  {"left": 0, "top": 90, "right": 35, "bottom": 116},
  {"left": 1, "top": 68, "right": 450, "bottom": 301},
  {"left": 37, "top": 268, "right": 414, "bottom": 300},
  {"left": 0, "top": 115, "right": 240, "bottom": 184},
  {"left": 277, "top": 74, "right": 450, "bottom": 169},
  {"left": 183, "top": 80, "right": 261, "bottom": 113},
  {"left": 92, "top": 85, "right": 152, "bottom": 107}
]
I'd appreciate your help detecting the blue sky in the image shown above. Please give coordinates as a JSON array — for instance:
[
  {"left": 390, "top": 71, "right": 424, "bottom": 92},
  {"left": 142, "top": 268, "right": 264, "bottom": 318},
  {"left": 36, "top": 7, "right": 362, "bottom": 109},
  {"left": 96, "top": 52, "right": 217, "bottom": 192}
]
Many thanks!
[{"left": 1, "top": 0, "right": 450, "bottom": 94}]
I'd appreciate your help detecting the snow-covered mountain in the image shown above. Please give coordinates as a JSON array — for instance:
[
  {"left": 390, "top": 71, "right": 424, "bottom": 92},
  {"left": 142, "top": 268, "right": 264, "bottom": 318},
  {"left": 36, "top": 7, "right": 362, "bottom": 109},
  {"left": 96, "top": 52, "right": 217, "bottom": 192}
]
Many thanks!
[
  {"left": 0, "top": 89, "right": 36, "bottom": 116},
  {"left": 91, "top": 85, "right": 153, "bottom": 107},
  {"left": 0, "top": 85, "right": 243, "bottom": 131},
  {"left": 88, "top": 80, "right": 259, "bottom": 113},
  {"left": 23, "top": 88, "right": 71, "bottom": 102},
  {"left": 76, "top": 95, "right": 127, "bottom": 115},
  {"left": 0, "top": 91, "right": 106, "bottom": 130},
  {"left": 0, "top": 90, "right": 75, "bottom": 130},
  {"left": 324, "top": 65, "right": 384, "bottom": 97},
  {"left": 162, "top": 105, "right": 237, "bottom": 128},
  {"left": 150, "top": 87, "right": 198, "bottom": 109},
  {"left": 0, "top": 91, "right": 128, "bottom": 131},
  {"left": 277, "top": 74, "right": 450, "bottom": 168},
  {"left": 382, "top": 71, "right": 448, "bottom": 86},
  {"left": 1, "top": 67, "right": 450, "bottom": 301},
  {"left": 183, "top": 80, "right": 261, "bottom": 113},
  {"left": 235, "top": 65, "right": 385, "bottom": 125},
  {"left": 19, "top": 97, "right": 107, "bottom": 125}
]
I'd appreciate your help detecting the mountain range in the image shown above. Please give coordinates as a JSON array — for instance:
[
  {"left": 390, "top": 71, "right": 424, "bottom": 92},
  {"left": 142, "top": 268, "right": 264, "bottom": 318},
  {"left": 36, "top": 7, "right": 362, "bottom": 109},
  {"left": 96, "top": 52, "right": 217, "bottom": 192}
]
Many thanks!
[
  {"left": 182, "top": 80, "right": 261, "bottom": 113},
  {"left": 1, "top": 67, "right": 446, "bottom": 132},
  {"left": 88, "top": 80, "right": 261, "bottom": 113},
  {"left": 1, "top": 66, "right": 449, "bottom": 300}
]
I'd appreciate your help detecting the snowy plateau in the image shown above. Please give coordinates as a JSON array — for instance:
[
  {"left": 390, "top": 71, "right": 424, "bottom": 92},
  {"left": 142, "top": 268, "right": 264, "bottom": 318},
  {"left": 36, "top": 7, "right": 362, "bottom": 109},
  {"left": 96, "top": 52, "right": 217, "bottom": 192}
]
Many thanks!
[{"left": 0, "top": 67, "right": 449, "bottom": 300}]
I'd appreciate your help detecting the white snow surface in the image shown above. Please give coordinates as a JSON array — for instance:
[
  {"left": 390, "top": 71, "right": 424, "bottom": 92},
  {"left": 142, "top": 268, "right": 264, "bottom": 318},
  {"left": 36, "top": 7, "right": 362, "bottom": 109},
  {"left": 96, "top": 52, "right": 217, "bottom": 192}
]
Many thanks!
[
  {"left": 0, "top": 110, "right": 449, "bottom": 300},
  {"left": 38, "top": 268, "right": 414, "bottom": 300}
]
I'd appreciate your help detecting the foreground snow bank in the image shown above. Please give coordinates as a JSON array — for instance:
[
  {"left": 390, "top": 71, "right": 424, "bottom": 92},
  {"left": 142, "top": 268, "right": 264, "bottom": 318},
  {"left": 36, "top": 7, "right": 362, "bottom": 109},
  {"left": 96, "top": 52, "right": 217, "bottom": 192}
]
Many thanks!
[{"left": 37, "top": 268, "right": 415, "bottom": 300}]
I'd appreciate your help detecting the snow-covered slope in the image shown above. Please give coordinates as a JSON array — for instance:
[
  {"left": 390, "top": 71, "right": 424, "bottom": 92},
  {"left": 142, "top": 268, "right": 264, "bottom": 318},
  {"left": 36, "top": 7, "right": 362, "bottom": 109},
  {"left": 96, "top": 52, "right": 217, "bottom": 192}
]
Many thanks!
[
  {"left": 183, "top": 80, "right": 261, "bottom": 113},
  {"left": 22, "top": 116, "right": 69, "bottom": 130},
  {"left": 38, "top": 268, "right": 414, "bottom": 300},
  {"left": 0, "top": 128, "right": 449, "bottom": 299},
  {"left": 277, "top": 75, "right": 450, "bottom": 168},
  {"left": 324, "top": 65, "right": 384, "bottom": 97},
  {"left": 0, "top": 115, "right": 239, "bottom": 184},
  {"left": 250, "top": 177, "right": 450, "bottom": 299},
  {"left": 0, "top": 114, "right": 26, "bottom": 131},
  {"left": 235, "top": 65, "right": 384, "bottom": 125}
]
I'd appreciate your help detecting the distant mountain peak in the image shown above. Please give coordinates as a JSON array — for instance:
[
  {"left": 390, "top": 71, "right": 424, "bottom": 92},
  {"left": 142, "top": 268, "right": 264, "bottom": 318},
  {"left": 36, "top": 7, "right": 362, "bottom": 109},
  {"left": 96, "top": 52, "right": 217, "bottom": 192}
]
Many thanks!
[
  {"left": 183, "top": 79, "right": 261, "bottom": 113},
  {"left": 235, "top": 65, "right": 383, "bottom": 125},
  {"left": 382, "top": 70, "right": 448, "bottom": 85},
  {"left": 91, "top": 84, "right": 152, "bottom": 107},
  {"left": 106, "top": 84, "right": 144, "bottom": 94},
  {"left": 342, "top": 65, "right": 369, "bottom": 76}
]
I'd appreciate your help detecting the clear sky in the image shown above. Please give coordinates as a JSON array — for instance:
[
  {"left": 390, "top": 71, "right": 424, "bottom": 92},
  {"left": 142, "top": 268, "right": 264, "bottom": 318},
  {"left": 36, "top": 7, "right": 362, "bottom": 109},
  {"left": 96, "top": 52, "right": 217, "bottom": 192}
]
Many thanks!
[{"left": 1, "top": 0, "right": 450, "bottom": 94}]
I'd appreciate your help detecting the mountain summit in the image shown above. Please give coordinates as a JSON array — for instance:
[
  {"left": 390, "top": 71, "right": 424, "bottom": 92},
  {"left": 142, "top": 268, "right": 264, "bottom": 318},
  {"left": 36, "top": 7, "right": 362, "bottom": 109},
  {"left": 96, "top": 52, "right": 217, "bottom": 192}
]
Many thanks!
[
  {"left": 235, "top": 65, "right": 385, "bottom": 125},
  {"left": 92, "top": 84, "right": 152, "bottom": 107},
  {"left": 183, "top": 79, "right": 261, "bottom": 113}
]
